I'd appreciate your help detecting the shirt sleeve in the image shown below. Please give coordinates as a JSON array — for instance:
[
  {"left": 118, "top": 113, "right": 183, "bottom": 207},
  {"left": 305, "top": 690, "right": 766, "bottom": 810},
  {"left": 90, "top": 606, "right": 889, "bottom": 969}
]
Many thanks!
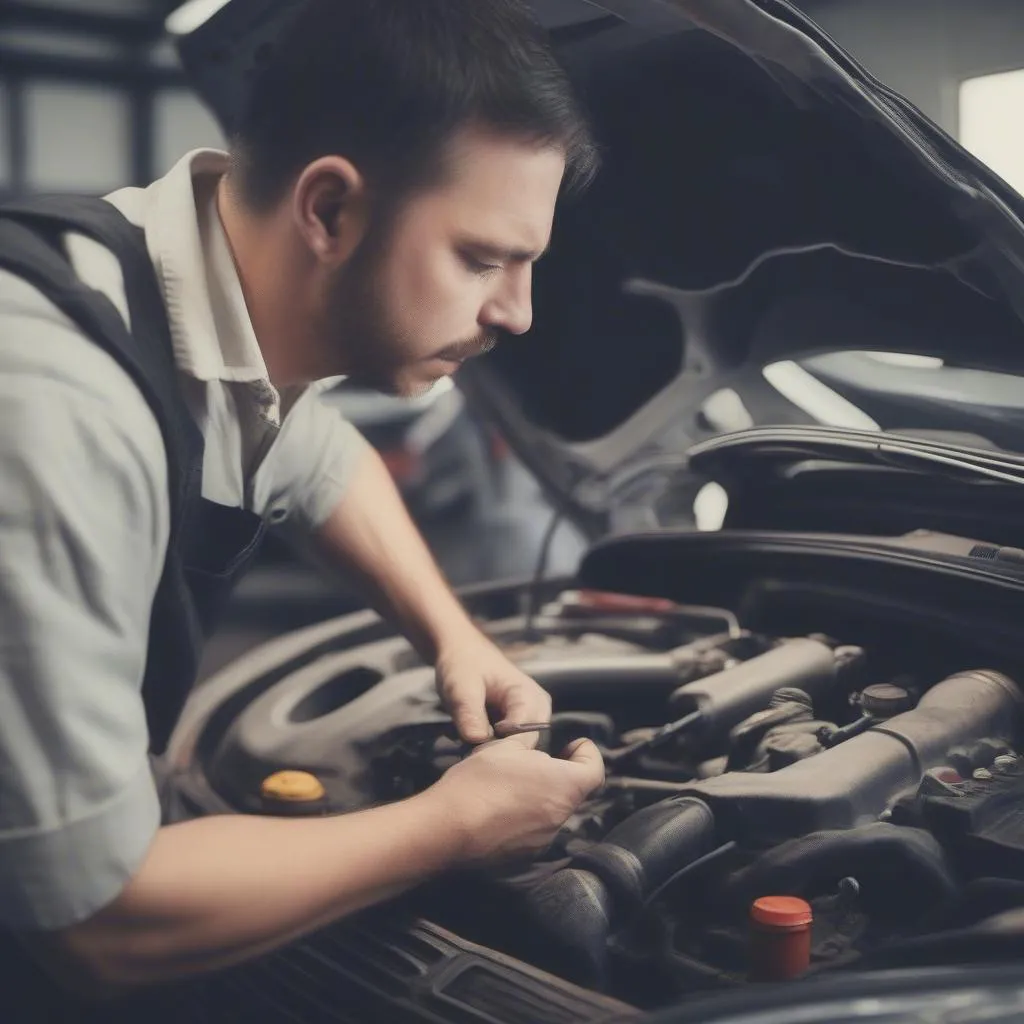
[
  {"left": 259, "top": 382, "right": 372, "bottom": 533},
  {"left": 0, "top": 287, "right": 169, "bottom": 930}
]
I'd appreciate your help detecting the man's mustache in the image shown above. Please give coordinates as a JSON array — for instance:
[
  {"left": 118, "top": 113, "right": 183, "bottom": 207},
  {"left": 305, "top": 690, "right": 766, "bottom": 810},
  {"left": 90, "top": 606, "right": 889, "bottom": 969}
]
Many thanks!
[{"left": 435, "top": 332, "right": 499, "bottom": 363}]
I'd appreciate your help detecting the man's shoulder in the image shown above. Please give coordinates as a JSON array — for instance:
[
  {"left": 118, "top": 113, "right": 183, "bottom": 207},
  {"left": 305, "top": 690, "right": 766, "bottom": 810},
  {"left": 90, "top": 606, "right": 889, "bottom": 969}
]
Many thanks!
[{"left": 0, "top": 266, "right": 168, "bottom": 482}]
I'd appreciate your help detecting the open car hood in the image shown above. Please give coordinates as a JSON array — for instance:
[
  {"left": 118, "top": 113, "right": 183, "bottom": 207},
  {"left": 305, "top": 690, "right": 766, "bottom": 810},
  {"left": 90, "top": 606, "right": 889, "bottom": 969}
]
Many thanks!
[
  {"left": 449, "top": 0, "right": 1024, "bottom": 536},
  {"left": 173, "top": 0, "right": 1024, "bottom": 537}
]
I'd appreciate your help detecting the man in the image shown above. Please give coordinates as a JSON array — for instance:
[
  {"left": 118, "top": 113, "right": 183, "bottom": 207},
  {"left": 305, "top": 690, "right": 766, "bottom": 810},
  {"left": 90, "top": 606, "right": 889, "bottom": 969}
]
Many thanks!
[{"left": 0, "top": 0, "right": 605, "bottom": 1013}]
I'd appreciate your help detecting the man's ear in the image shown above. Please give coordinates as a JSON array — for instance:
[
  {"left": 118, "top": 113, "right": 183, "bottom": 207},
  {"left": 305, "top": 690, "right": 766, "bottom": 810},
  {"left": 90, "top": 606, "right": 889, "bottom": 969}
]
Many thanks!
[{"left": 291, "top": 156, "right": 371, "bottom": 264}]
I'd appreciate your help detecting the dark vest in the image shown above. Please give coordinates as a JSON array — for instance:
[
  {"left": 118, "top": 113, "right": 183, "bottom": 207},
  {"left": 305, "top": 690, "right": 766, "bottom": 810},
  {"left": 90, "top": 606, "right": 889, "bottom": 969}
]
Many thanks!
[
  {"left": 0, "top": 194, "right": 267, "bottom": 753},
  {"left": 0, "top": 195, "right": 268, "bottom": 1021}
]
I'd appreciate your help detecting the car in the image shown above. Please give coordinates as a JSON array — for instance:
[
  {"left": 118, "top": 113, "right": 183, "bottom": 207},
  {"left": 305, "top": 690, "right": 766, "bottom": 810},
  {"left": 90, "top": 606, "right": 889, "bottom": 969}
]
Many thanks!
[{"left": 164, "top": 0, "right": 1024, "bottom": 1020}]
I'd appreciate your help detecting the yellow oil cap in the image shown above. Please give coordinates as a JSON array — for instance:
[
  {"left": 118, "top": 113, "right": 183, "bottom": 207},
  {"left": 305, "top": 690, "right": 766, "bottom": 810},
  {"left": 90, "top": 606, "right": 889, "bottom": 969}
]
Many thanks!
[{"left": 260, "top": 770, "right": 326, "bottom": 803}]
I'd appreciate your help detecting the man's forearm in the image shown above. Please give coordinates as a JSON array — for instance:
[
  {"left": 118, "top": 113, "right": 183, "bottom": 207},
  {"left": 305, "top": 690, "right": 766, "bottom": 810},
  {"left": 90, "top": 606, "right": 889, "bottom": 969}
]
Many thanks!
[
  {"left": 315, "top": 446, "right": 481, "bottom": 661},
  {"left": 314, "top": 443, "right": 553, "bottom": 744},
  {"left": 35, "top": 790, "right": 459, "bottom": 996}
]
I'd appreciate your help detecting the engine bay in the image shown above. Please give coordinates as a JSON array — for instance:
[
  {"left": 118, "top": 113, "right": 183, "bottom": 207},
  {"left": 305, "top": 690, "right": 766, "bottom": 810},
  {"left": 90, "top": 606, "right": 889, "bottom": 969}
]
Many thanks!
[{"left": 177, "top": 560, "right": 1024, "bottom": 1015}]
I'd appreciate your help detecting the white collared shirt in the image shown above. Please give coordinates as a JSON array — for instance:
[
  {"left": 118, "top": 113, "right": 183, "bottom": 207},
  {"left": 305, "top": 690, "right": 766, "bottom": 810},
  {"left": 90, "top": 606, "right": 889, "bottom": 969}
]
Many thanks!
[
  {"left": 0, "top": 150, "right": 368, "bottom": 930},
  {"left": 75, "top": 148, "right": 367, "bottom": 523}
]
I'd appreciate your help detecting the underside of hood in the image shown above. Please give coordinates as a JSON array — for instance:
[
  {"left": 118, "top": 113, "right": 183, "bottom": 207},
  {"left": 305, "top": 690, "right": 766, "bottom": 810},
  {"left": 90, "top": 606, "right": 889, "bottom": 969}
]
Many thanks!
[{"left": 457, "top": 0, "right": 1024, "bottom": 533}]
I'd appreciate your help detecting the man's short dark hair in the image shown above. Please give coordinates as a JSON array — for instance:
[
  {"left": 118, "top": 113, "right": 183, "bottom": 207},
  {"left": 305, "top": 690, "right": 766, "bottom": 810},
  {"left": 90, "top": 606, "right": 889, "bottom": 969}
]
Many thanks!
[{"left": 230, "top": 0, "right": 600, "bottom": 213}]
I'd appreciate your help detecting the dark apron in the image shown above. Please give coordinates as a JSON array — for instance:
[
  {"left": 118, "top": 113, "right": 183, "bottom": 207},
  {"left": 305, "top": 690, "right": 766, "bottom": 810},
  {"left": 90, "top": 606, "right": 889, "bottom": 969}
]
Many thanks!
[{"left": 0, "top": 197, "right": 268, "bottom": 1021}]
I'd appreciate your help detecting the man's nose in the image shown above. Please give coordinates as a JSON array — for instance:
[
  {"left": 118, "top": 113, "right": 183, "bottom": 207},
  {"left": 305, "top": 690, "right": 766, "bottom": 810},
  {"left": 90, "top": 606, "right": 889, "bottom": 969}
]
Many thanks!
[{"left": 482, "top": 266, "right": 533, "bottom": 337}]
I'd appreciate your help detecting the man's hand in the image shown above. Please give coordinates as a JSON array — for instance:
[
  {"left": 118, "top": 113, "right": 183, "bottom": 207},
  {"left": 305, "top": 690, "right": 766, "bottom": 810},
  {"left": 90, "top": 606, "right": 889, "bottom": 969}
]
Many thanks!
[
  {"left": 427, "top": 735, "right": 605, "bottom": 864},
  {"left": 435, "top": 632, "right": 552, "bottom": 744}
]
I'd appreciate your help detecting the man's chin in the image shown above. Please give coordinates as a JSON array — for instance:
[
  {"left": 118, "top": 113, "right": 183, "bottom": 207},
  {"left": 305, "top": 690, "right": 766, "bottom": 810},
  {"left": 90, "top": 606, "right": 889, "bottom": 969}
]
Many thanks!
[
  {"left": 397, "top": 377, "right": 449, "bottom": 400},
  {"left": 357, "top": 374, "right": 446, "bottom": 400}
]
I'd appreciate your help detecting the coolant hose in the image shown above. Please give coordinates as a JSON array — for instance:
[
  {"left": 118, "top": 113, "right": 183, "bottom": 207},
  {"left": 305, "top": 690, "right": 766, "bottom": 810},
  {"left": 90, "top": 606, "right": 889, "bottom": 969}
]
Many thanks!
[
  {"left": 723, "top": 822, "right": 959, "bottom": 920},
  {"left": 524, "top": 868, "right": 616, "bottom": 988},
  {"left": 525, "top": 798, "right": 716, "bottom": 987},
  {"left": 572, "top": 797, "right": 717, "bottom": 907},
  {"left": 853, "top": 907, "right": 1024, "bottom": 972}
]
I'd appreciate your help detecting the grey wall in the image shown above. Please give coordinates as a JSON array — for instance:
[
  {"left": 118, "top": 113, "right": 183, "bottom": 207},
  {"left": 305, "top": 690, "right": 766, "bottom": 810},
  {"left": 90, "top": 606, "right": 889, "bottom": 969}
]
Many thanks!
[
  {"left": 0, "top": 77, "right": 223, "bottom": 195},
  {"left": 6, "top": 1, "right": 1024, "bottom": 194},
  {"left": 798, "top": 0, "right": 1024, "bottom": 135},
  {"left": 0, "top": 26, "right": 225, "bottom": 196}
]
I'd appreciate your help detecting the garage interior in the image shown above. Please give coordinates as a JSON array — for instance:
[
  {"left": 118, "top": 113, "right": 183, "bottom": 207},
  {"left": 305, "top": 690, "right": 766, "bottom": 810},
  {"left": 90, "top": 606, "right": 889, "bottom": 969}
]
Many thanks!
[
  {"left": 3, "top": 3, "right": 1024, "bottom": 1021},
  {"left": 2, "top": 1, "right": 1024, "bottom": 197}
]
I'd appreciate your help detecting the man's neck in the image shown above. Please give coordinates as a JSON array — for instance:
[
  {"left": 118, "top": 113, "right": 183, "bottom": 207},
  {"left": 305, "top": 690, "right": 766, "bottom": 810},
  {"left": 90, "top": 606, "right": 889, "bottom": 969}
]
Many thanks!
[{"left": 214, "top": 177, "right": 312, "bottom": 388}]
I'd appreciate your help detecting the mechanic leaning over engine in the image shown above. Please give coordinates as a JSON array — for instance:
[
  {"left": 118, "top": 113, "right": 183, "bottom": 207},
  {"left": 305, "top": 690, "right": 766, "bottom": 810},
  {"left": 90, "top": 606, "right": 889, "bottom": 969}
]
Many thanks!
[{"left": 0, "top": 0, "right": 605, "bottom": 1016}]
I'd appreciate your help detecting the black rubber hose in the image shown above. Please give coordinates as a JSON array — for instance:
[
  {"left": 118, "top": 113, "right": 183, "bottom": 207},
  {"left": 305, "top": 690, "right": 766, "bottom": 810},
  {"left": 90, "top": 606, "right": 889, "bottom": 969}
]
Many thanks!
[
  {"left": 851, "top": 912, "right": 1024, "bottom": 973},
  {"left": 942, "top": 878, "right": 1024, "bottom": 930},
  {"left": 722, "top": 822, "right": 960, "bottom": 921},
  {"left": 572, "top": 797, "right": 717, "bottom": 908},
  {"left": 525, "top": 799, "right": 716, "bottom": 987},
  {"left": 524, "top": 868, "right": 616, "bottom": 989}
]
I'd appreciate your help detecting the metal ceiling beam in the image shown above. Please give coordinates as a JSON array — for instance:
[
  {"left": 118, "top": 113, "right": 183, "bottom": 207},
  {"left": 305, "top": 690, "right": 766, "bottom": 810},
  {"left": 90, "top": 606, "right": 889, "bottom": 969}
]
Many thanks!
[
  {"left": 0, "top": 1, "right": 166, "bottom": 44},
  {"left": 0, "top": 46, "right": 183, "bottom": 87}
]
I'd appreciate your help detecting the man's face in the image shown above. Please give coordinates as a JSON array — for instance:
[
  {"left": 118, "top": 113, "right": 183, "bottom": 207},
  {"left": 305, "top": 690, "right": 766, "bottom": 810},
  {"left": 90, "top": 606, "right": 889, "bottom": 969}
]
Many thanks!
[{"left": 325, "top": 129, "right": 566, "bottom": 397}]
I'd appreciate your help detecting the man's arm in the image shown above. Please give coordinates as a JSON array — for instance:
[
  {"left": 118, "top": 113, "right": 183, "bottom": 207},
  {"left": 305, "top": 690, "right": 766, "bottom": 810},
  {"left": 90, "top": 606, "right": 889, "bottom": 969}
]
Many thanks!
[
  {"left": 0, "top": 326, "right": 601, "bottom": 997},
  {"left": 310, "top": 443, "right": 553, "bottom": 741},
  {"left": 0, "top": 303, "right": 460, "bottom": 992},
  {"left": 0, "top": 368, "right": 602, "bottom": 998},
  {"left": 262, "top": 386, "right": 481, "bottom": 660},
  {"left": 29, "top": 735, "right": 603, "bottom": 999},
  {"left": 314, "top": 443, "right": 481, "bottom": 663},
  {"left": 29, "top": 793, "right": 458, "bottom": 996}
]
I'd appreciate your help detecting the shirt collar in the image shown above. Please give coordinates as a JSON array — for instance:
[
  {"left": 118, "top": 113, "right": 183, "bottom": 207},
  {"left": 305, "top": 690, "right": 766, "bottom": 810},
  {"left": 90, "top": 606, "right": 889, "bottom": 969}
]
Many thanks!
[{"left": 140, "top": 148, "right": 274, "bottom": 386}]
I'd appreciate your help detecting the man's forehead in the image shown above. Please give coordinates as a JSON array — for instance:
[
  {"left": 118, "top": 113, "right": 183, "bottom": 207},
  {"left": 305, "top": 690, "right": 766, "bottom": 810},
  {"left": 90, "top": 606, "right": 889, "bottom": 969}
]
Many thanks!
[{"left": 431, "top": 129, "right": 565, "bottom": 253}]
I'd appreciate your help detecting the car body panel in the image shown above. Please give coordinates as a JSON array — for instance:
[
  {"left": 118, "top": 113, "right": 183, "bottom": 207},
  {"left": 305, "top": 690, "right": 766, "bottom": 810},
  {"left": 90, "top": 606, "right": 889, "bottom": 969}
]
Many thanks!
[{"left": 454, "top": 0, "right": 1024, "bottom": 535}]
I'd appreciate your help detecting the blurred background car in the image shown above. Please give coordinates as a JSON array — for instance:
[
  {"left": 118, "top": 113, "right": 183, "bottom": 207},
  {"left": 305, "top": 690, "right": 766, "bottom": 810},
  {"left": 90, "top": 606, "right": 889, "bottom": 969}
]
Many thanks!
[{"left": 323, "top": 378, "right": 503, "bottom": 523}]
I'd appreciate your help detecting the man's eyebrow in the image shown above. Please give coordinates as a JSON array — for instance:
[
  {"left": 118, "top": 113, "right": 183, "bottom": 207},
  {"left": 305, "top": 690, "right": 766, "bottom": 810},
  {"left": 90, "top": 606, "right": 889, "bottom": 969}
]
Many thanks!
[{"left": 464, "top": 239, "right": 550, "bottom": 263}]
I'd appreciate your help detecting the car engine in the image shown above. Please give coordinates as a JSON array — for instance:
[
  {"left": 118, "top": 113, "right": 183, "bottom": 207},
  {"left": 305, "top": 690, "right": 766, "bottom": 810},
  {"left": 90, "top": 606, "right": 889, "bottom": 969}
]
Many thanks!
[{"left": 174, "top": 578, "right": 1024, "bottom": 1015}]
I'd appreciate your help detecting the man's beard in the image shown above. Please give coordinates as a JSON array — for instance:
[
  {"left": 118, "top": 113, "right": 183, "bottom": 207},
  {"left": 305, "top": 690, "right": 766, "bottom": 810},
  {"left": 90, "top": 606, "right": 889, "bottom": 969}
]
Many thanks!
[{"left": 325, "top": 229, "right": 498, "bottom": 398}]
